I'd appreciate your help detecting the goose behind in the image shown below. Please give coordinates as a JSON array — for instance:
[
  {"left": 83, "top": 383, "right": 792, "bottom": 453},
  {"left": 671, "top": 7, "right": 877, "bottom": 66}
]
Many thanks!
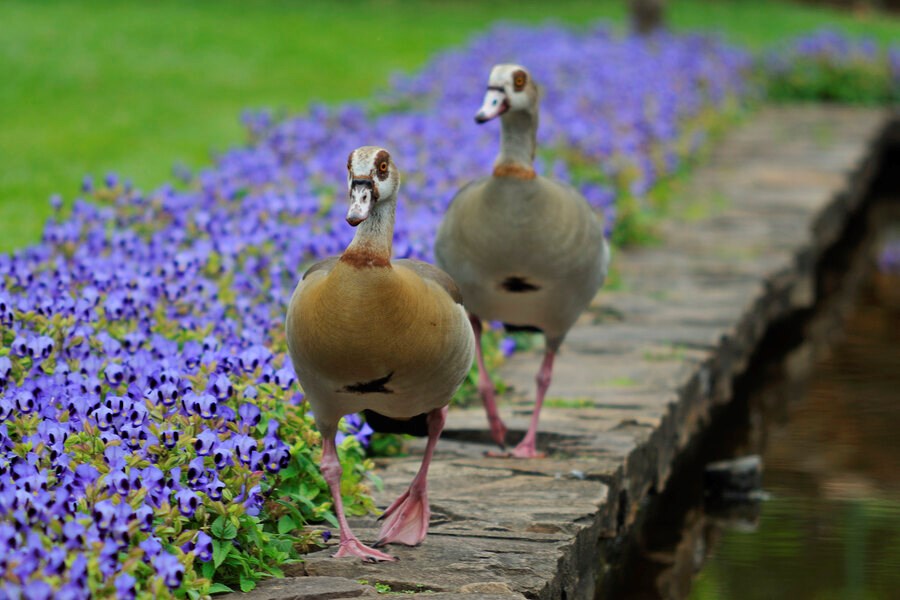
[{"left": 435, "top": 65, "right": 610, "bottom": 458}]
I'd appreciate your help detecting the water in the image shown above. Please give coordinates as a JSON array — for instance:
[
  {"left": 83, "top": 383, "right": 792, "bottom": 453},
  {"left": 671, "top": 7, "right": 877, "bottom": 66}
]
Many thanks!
[
  {"left": 691, "top": 265, "right": 900, "bottom": 600},
  {"left": 602, "top": 207, "right": 900, "bottom": 600}
]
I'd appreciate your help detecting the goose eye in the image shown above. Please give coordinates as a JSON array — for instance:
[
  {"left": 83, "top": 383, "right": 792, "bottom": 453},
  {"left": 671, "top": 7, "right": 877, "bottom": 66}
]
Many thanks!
[
  {"left": 378, "top": 161, "right": 389, "bottom": 173},
  {"left": 512, "top": 70, "right": 527, "bottom": 91}
]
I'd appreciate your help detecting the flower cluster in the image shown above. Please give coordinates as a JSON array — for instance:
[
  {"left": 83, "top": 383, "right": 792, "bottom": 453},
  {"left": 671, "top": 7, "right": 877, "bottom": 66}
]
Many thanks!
[
  {"left": 1, "top": 23, "right": 750, "bottom": 597},
  {"left": 763, "top": 28, "right": 900, "bottom": 104}
]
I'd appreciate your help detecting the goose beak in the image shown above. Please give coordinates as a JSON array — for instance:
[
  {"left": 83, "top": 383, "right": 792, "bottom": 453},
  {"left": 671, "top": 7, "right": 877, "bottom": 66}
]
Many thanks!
[
  {"left": 475, "top": 89, "right": 509, "bottom": 123},
  {"left": 347, "top": 183, "right": 374, "bottom": 226}
]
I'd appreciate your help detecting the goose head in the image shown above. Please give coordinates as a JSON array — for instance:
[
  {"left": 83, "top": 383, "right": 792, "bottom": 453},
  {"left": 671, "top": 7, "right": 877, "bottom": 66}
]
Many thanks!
[
  {"left": 345, "top": 146, "right": 400, "bottom": 226},
  {"left": 475, "top": 64, "right": 538, "bottom": 124}
]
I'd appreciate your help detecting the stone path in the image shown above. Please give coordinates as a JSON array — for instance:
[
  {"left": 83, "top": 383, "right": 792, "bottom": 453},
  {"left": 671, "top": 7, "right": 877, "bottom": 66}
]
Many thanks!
[{"left": 224, "top": 106, "right": 895, "bottom": 600}]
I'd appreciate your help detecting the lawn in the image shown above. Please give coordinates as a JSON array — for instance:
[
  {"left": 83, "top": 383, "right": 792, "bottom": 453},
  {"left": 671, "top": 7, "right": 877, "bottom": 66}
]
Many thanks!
[{"left": 2, "top": 0, "right": 899, "bottom": 252}]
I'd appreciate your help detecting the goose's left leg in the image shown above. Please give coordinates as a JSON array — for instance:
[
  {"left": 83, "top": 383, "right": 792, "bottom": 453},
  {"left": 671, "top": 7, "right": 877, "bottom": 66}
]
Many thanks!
[
  {"left": 470, "top": 315, "right": 507, "bottom": 447},
  {"left": 509, "top": 347, "right": 555, "bottom": 459},
  {"left": 374, "top": 406, "right": 446, "bottom": 547}
]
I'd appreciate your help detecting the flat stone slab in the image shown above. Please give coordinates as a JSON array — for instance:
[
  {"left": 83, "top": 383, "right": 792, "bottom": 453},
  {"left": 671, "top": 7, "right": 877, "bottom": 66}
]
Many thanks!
[
  {"left": 221, "top": 106, "right": 896, "bottom": 599},
  {"left": 232, "top": 577, "right": 377, "bottom": 599}
]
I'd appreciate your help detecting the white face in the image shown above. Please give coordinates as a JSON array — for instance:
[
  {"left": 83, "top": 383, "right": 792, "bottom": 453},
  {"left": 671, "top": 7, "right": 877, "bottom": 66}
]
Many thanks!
[
  {"left": 345, "top": 146, "right": 400, "bottom": 226},
  {"left": 475, "top": 64, "right": 535, "bottom": 123}
]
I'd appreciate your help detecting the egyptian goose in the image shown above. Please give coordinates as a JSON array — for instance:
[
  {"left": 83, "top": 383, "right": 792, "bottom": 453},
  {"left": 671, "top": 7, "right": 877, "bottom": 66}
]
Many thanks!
[
  {"left": 435, "top": 65, "right": 610, "bottom": 458},
  {"left": 286, "top": 146, "right": 475, "bottom": 561}
]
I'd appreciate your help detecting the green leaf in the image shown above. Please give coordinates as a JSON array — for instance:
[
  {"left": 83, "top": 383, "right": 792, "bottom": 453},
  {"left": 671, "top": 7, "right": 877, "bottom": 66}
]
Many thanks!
[
  {"left": 239, "top": 574, "right": 256, "bottom": 593},
  {"left": 201, "top": 561, "right": 215, "bottom": 579},
  {"left": 212, "top": 539, "right": 231, "bottom": 568},
  {"left": 211, "top": 515, "right": 238, "bottom": 540},
  {"left": 277, "top": 514, "right": 296, "bottom": 534},
  {"left": 210, "top": 515, "right": 226, "bottom": 538},
  {"left": 322, "top": 511, "right": 339, "bottom": 528},
  {"left": 208, "top": 583, "right": 234, "bottom": 594},
  {"left": 222, "top": 520, "right": 238, "bottom": 539},
  {"left": 279, "top": 463, "right": 299, "bottom": 478}
]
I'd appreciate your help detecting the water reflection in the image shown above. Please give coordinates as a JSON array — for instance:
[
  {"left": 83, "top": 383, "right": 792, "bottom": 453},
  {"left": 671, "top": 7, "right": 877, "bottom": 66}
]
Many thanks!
[
  {"left": 602, "top": 224, "right": 900, "bottom": 599},
  {"left": 692, "top": 263, "right": 900, "bottom": 600}
]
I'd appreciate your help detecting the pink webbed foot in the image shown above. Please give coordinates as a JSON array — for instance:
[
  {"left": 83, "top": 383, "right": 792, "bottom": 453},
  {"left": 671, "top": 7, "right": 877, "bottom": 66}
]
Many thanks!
[
  {"left": 509, "top": 440, "right": 546, "bottom": 459},
  {"left": 375, "top": 488, "right": 430, "bottom": 547},
  {"left": 484, "top": 447, "right": 546, "bottom": 459},
  {"left": 333, "top": 537, "right": 397, "bottom": 562},
  {"left": 485, "top": 434, "right": 546, "bottom": 459}
]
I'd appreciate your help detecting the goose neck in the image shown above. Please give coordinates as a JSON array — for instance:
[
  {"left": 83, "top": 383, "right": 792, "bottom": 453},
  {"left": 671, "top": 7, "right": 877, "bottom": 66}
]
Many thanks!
[
  {"left": 342, "top": 200, "right": 395, "bottom": 268},
  {"left": 495, "top": 110, "right": 538, "bottom": 174}
]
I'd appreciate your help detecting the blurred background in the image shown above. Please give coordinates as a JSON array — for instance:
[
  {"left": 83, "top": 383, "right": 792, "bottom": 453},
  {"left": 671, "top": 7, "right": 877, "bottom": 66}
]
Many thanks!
[
  {"left": 2, "top": 0, "right": 899, "bottom": 252},
  {"left": 1, "top": 2, "right": 899, "bottom": 598}
]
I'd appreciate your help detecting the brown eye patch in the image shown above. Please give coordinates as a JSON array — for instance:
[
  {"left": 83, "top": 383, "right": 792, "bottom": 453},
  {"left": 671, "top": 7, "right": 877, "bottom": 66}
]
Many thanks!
[
  {"left": 512, "top": 69, "right": 528, "bottom": 92},
  {"left": 373, "top": 149, "right": 391, "bottom": 181}
]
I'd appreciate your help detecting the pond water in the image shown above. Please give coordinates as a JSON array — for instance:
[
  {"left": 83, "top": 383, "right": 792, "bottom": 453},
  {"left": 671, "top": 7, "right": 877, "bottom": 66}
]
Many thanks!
[
  {"left": 602, "top": 208, "right": 900, "bottom": 600},
  {"left": 690, "top": 262, "right": 900, "bottom": 600}
]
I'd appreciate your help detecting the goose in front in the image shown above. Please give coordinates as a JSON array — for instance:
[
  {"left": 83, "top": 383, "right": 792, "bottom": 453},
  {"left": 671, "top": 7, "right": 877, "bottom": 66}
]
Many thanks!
[
  {"left": 286, "top": 146, "right": 475, "bottom": 561},
  {"left": 435, "top": 65, "right": 610, "bottom": 459}
]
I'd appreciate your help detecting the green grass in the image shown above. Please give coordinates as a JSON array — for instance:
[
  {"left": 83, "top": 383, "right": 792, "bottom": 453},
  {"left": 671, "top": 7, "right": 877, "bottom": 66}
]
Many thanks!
[{"left": 2, "top": 0, "right": 899, "bottom": 252}]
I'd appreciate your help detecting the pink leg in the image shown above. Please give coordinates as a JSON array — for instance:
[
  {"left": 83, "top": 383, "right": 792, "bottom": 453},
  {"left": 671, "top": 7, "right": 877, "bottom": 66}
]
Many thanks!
[
  {"left": 375, "top": 406, "right": 447, "bottom": 547},
  {"left": 470, "top": 315, "right": 507, "bottom": 447},
  {"left": 320, "top": 434, "right": 396, "bottom": 561},
  {"left": 509, "top": 349, "right": 555, "bottom": 459}
]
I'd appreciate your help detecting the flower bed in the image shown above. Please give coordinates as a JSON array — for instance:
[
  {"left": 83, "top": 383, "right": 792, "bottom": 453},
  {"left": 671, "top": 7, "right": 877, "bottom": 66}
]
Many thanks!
[
  {"left": 0, "top": 23, "right": 750, "bottom": 598},
  {"left": 763, "top": 28, "right": 900, "bottom": 104}
]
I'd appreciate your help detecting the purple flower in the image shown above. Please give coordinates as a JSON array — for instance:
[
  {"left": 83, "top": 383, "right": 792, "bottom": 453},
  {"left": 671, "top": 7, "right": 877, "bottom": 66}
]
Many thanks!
[
  {"left": 186, "top": 456, "right": 206, "bottom": 483},
  {"left": 193, "top": 429, "right": 218, "bottom": 456},
  {"left": 92, "top": 499, "right": 117, "bottom": 531},
  {"left": 194, "top": 531, "right": 213, "bottom": 562},
  {"left": 135, "top": 504, "right": 154, "bottom": 532},
  {"left": 106, "top": 469, "right": 131, "bottom": 495},
  {"left": 62, "top": 521, "right": 85, "bottom": 550},
  {"left": 153, "top": 551, "right": 185, "bottom": 589},
  {"left": 23, "top": 580, "right": 53, "bottom": 600},
  {"left": 140, "top": 535, "right": 163, "bottom": 558},
  {"left": 160, "top": 429, "right": 180, "bottom": 449},
  {"left": 204, "top": 474, "right": 226, "bottom": 501},
  {"left": 114, "top": 573, "right": 136, "bottom": 600},
  {"left": 0, "top": 356, "right": 11, "bottom": 383},
  {"left": 273, "top": 366, "right": 295, "bottom": 390},
  {"left": 175, "top": 488, "right": 200, "bottom": 517},
  {"left": 104, "top": 364, "right": 126, "bottom": 386},
  {"left": 233, "top": 434, "right": 257, "bottom": 466},
  {"left": 14, "top": 390, "right": 35, "bottom": 414},
  {"left": 238, "top": 403, "right": 261, "bottom": 429},
  {"left": 208, "top": 373, "right": 233, "bottom": 400}
]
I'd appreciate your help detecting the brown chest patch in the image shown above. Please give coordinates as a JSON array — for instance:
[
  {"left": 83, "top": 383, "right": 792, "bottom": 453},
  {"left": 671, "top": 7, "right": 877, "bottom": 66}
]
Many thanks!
[
  {"left": 340, "top": 250, "right": 391, "bottom": 269},
  {"left": 493, "top": 164, "right": 536, "bottom": 180}
]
